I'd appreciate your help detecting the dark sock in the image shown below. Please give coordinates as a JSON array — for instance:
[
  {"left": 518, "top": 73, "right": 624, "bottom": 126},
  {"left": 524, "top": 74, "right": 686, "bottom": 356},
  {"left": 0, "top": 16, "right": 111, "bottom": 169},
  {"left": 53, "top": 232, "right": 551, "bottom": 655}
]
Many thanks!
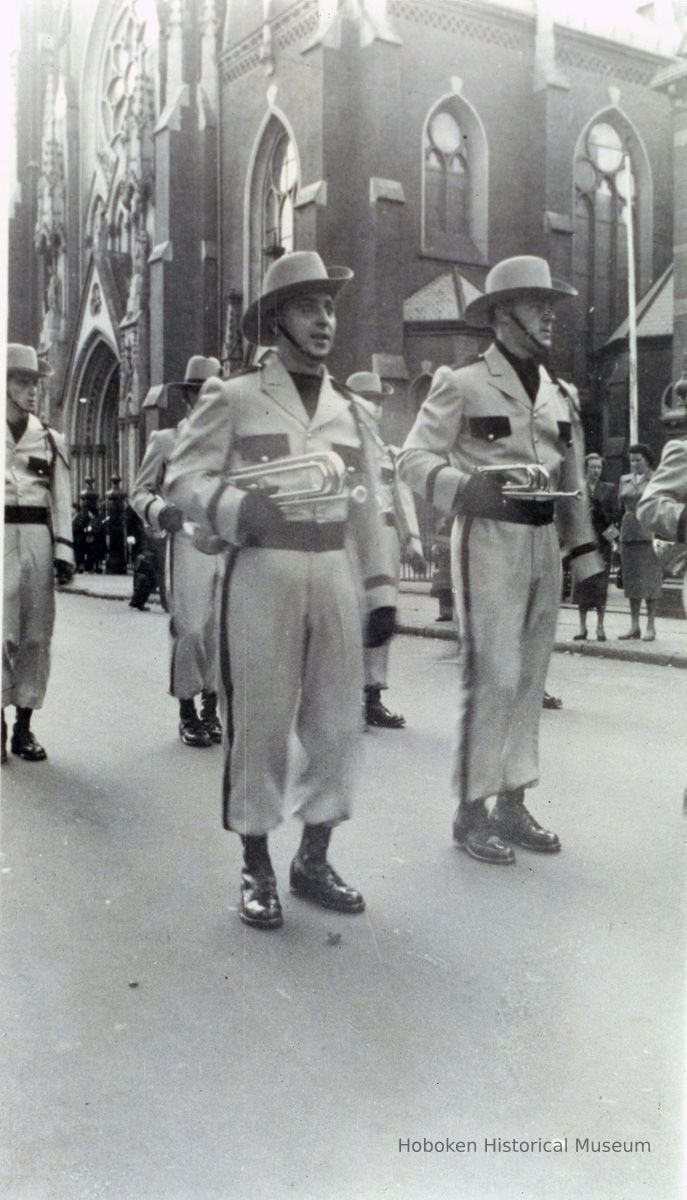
[
  {"left": 241, "top": 835, "right": 272, "bottom": 874},
  {"left": 179, "top": 698, "right": 196, "bottom": 721},
  {"left": 15, "top": 707, "right": 32, "bottom": 732}
]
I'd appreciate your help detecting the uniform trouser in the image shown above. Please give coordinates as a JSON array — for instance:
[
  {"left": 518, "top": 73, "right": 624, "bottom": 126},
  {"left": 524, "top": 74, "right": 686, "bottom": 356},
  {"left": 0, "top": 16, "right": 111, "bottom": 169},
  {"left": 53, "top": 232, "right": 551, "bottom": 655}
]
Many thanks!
[
  {"left": 219, "top": 546, "right": 364, "bottom": 836},
  {"left": 450, "top": 516, "right": 561, "bottom": 807},
  {"left": 2, "top": 525, "right": 55, "bottom": 710},
  {"left": 364, "top": 523, "right": 400, "bottom": 689},
  {"left": 167, "top": 532, "right": 222, "bottom": 700}
]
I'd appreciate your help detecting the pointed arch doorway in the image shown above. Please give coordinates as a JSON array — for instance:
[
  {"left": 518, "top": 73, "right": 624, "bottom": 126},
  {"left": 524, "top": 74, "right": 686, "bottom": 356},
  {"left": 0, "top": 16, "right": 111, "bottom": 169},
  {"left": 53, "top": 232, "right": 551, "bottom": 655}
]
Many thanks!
[{"left": 70, "top": 339, "right": 121, "bottom": 501}]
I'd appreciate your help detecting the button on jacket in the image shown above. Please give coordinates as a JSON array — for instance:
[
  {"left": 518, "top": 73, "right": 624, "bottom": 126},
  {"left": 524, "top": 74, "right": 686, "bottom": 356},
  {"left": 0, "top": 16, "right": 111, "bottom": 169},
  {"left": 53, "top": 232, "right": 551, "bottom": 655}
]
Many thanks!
[
  {"left": 3, "top": 414, "right": 74, "bottom": 710},
  {"left": 164, "top": 352, "right": 396, "bottom": 835},
  {"left": 398, "top": 343, "right": 602, "bottom": 808}
]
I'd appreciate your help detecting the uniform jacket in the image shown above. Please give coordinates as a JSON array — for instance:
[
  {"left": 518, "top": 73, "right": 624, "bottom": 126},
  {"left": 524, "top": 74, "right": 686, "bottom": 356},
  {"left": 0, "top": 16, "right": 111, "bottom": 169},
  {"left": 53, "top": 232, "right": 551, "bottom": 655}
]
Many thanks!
[
  {"left": 5, "top": 413, "right": 74, "bottom": 566},
  {"left": 164, "top": 352, "right": 396, "bottom": 614},
  {"left": 618, "top": 472, "right": 654, "bottom": 543},
  {"left": 636, "top": 437, "right": 687, "bottom": 544},
  {"left": 349, "top": 398, "right": 423, "bottom": 555},
  {"left": 397, "top": 343, "right": 602, "bottom": 583},
  {"left": 129, "top": 426, "right": 177, "bottom": 533}
]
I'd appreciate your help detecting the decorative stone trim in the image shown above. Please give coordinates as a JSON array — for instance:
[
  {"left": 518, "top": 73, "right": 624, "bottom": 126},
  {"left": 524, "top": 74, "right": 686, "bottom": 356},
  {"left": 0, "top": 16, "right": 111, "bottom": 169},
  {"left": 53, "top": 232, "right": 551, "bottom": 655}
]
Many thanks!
[
  {"left": 388, "top": 0, "right": 524, "bottom": 51},
  {"left": 370, "top": 177, "right": 405, "bottom": 204},
  {"left": 294, "top": 180, "right": 328, "bottom": 208},
  {"left": 148, "top": 241, "right": 173, "bottom": 263},
  {"left": 154, "top": 84, "right": 190, "bottom": 135},
  {"left": 544, "top": 211, "right": 573, "bottom": 234},
  {"left": 556, "top": 42, "right": 659, "bottom": 87},
  {"left": 221, "top": 0, "right": 319, "bottom": 85}
]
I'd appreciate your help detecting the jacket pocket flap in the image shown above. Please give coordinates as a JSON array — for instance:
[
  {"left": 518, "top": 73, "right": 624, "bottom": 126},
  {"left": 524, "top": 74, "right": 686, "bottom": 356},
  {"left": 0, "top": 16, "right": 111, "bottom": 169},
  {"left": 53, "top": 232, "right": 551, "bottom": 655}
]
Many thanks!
[
  {"left": 236, "top": 434, "right": 290, "bottom": 463},
  {"left": 26, "top": 456, "right": 51, "bottom": 478},
  {"left": 468, "top": 416, "right": 511, "bottom": 441}
]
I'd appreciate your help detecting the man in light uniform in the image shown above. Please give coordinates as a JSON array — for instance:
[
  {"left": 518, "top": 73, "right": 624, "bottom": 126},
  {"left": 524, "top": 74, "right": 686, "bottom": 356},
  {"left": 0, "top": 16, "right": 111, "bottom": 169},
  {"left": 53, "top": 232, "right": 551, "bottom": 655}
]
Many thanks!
[
  {"left": 398, "top": 256, "right": 602, "bottom": 864},
  {"left": 346, "top": 370, "right": 426, "bottom": 728},
  {"left": 165, "top": 251, "right": 396, "bottom": 929},
  {"left": 636, "top": 433, "right": 687, "bottom": 608},
  {"left": 3, "top": 344, "right": 75, "bottom": 763},
  {"left": 130, "top": 356, "right": 224, "bottom": 748}
]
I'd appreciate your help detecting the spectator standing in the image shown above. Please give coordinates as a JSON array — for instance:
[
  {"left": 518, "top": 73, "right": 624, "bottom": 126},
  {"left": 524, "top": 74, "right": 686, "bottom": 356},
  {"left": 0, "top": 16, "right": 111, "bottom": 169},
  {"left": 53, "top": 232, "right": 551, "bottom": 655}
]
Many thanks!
[{"left": 618, "top": 443, "right": 662, "bottom": 641}]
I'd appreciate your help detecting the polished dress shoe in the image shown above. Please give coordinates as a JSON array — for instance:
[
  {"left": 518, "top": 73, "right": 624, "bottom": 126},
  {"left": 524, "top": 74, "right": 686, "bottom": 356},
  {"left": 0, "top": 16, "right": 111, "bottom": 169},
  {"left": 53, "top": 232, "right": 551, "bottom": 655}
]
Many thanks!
[
  {"left": 453, "top": 804, "right": 515, "bottom": 865},
  {"left": 290, "top": 823, "right": 365, "bottom": 913},
  {"left": 200, "top": 692, "right": 222, "bottom": 744},
  {"left": 364, "top": 685, "right": 406, "bottom": 729},
  {"left": 491, "top": 791, "right": 560, "bottom": 853},
  {"left": 178, "top": 714, "right": 212, "bottom": 748},
  {"left": 10, "top": 728, "right": 48, "bottom": 761},
  {"left": 542, "top": 691, "right": 563, "bottom": 710},
  {"left": 240, "top": 868, "right": 283, "bottom": 929}
]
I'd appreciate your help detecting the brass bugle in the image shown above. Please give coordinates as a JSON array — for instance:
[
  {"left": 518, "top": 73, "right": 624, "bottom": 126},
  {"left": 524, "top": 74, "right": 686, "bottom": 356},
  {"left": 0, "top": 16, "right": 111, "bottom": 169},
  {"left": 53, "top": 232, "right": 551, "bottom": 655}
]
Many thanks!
[
  {"left": 226, "top": 450, "right": 367, "bottom": 507},
  {"left": 477, "top": 462, "right": 582, "bottom": 501}
]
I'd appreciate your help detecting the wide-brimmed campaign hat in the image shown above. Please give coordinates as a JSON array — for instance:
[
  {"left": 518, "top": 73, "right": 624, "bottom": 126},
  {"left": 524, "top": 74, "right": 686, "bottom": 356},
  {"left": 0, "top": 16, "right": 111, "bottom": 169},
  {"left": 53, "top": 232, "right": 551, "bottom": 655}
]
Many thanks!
[
  {"left": 346, "top": 371, "right": 394, "bottom": 399},
  {"left": 168, "top": 355, "right": 221, "bottom": 391},
  {"left": 463, "top": 256, "right": 577, "bottom": 329},
  {"left": 242, "top": 251, "right": 353, "bottom": 346},
  {"left": 7, "top": 344, "right": 41, "bottom": 380}
]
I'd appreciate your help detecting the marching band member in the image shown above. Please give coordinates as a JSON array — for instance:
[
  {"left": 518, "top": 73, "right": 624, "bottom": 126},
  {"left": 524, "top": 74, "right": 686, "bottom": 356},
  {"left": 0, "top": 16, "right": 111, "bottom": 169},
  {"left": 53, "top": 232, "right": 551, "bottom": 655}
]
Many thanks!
[
  {"left": 346, "top": 370, "right": 426, "bottom": 728},
  {"left": 3, "top": 344, "right": 75, "bottom": 763},
  {"left": 165, "top": 251, "right": 396, "bottom": 930},
  {"left": 398, "top": 256, "right": 602, "bottom": 865},
  {"left": 130, "top": 356, "right": 224, "bottom": 748}
]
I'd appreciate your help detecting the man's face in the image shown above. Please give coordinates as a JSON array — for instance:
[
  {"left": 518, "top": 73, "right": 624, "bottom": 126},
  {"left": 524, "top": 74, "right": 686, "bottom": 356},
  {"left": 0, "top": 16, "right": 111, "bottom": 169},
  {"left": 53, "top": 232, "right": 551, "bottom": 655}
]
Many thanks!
[
  {"left": 509, "top": 294, "right": 556, "bottom": 352},
  {"left": 7, "top": 371, "right": 39, "bottom": 416},
  {"left": 586, "top": 458, "right": 603, "bottom": 485},
  {"left": 280, "top": 291, "right": 336, "bottom": 360}
]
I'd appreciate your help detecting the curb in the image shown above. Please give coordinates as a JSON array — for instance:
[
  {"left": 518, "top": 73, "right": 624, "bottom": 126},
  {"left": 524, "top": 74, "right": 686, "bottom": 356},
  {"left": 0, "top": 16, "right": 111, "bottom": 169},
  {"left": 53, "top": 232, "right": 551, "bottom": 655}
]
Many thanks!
[
  {"left": 396, "top": 621, "right": 687, "bottom": 668},
  {"left": 64, "top": 591, "right": 687, "bottom": 668}
]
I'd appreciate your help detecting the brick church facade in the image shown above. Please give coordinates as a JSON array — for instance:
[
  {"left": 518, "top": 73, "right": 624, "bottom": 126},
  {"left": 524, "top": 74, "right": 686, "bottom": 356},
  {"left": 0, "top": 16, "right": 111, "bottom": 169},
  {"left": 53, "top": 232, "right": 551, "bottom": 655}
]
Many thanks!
[{"left": 7, "top": 0, "right": 684, "bottom": 497}]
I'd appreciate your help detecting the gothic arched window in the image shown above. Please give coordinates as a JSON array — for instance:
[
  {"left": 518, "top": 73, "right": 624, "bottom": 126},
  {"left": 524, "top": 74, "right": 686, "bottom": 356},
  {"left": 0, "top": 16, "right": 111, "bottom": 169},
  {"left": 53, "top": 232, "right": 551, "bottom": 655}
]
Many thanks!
[
  {"left": 262, "top": 131, "right": 298, "bottom": 260},
  {"left": 422, "top": 96, "right": 487, "bottom": 263},
  {"left": 573, "top": 118, "right": 641, "bottom": 350}
]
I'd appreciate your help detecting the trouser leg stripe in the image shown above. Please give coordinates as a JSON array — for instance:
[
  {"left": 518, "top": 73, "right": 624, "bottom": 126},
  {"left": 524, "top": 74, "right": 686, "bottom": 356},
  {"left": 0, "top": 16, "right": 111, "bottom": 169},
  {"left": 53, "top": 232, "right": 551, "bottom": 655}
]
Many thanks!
[
  {"left": 220, "top": 549, "right": 238, "bottom": 831},
  {"left": 458, "top": 517, "right": 474, "bottom": 807}
]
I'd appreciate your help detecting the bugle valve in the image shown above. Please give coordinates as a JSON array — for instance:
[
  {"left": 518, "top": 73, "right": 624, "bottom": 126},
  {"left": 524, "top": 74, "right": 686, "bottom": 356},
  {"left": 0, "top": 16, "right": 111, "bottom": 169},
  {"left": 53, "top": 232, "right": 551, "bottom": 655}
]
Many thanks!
[{"left": 476, "top": 462, "right": 582, "bottom": 501}]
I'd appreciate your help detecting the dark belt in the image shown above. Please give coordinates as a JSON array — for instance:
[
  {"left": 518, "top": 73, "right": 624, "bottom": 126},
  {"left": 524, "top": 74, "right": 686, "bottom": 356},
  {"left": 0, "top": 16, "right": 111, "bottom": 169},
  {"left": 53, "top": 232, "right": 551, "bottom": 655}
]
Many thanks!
[
  {"left": 252, "top": 521, "right": 346, "bottom": 552},
  {"left": 466, "top": 498, "right": 555, "bottom": 527},
  {"left": 383, "top": 513, "right": 397, "bottom": 529},
  {"left": 4, "top": 506, "right": 50, "bottom": 525}
]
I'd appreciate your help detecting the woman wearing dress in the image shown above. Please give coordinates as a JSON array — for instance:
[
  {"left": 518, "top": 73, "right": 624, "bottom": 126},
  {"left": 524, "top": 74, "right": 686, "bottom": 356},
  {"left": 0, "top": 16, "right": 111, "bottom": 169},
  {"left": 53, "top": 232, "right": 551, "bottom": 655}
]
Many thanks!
[
  {"left": 617, "top": 443, "right": 662, "bottom": 641},
  {"left": 572, "top": 453, "right": 618, "bottom": 641}
]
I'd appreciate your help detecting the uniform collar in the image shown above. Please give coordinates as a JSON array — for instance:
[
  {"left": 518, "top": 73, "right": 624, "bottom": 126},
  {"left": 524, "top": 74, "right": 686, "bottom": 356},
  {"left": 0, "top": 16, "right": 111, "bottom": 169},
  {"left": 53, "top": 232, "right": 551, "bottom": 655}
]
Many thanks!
[
  {"left": 258, "top": 351, "right": 347, "bottom": 431},
  {"left": 483, "top": 343, "right": 558, "bottom": 413}
]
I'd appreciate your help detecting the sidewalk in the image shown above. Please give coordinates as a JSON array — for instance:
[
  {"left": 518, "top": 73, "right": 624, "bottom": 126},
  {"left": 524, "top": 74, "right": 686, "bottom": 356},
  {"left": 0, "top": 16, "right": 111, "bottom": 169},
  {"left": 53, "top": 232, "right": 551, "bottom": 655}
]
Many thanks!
[{"left": 65, "top": 571, "right": 687, "bottom": 668}]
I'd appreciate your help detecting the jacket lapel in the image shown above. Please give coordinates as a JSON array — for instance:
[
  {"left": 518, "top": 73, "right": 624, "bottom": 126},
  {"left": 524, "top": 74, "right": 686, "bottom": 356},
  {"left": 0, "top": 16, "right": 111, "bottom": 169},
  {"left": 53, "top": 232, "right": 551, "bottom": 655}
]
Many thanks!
[
  {"left": 308, "top": 374, "right": 349, "bottom": 432},
  {"left": 258, "top": 354, "right": 310, "bottom": 428},
  {"left": 483, "top": 343, "right": 534, "bottom": 410}
]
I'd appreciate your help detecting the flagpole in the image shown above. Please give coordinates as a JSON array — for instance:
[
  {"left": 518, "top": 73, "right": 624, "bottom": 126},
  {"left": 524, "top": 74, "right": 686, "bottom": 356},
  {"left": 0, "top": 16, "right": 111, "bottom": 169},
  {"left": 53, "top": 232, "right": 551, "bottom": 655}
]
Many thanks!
[{"left": 624, "top": 154, "right": 639, "bottom": 444}]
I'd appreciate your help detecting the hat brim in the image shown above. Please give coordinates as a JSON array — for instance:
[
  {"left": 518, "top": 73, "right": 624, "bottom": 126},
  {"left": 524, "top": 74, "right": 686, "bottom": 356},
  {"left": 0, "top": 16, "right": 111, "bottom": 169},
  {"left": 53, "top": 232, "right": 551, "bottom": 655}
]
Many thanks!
[
  {"left": 463, "top": 280, "right": 577, "bottom": 329},
  {"left": 166, "top": 380, "right": 205, "bottom": 392},
  {"left": 8, "top": 366, "right": 41, "bottom": 381},
  {"left": 242, "top": 268, "right": 353, "bottom": 346},
  {"left": 356, "top": 382, "right": 395, "bottom": 399}
]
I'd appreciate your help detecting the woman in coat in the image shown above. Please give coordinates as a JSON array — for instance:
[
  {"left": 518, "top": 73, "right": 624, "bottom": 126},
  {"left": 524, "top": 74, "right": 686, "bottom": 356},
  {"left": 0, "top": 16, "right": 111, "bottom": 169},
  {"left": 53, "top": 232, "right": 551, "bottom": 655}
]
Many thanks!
[
  {"left": 617, "top": 443, "right": 662, "bottom": 641},
  {"left": 572, "top": 453, "right": 618, "bottom": 641}
]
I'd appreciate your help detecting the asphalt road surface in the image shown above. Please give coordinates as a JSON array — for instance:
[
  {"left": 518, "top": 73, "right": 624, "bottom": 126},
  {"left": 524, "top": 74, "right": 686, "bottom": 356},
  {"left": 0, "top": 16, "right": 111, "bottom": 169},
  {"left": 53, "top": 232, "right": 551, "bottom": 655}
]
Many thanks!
[{"left": 1, "top": 592, "right": 685, "bottom": 1200}]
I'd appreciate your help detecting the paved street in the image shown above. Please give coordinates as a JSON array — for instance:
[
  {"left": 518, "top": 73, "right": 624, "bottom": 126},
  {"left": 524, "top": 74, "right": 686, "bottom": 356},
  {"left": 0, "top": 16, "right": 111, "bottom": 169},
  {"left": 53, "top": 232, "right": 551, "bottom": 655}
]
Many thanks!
[{"left": 1, "top": 592, "right": 685, "bottom": 1200}]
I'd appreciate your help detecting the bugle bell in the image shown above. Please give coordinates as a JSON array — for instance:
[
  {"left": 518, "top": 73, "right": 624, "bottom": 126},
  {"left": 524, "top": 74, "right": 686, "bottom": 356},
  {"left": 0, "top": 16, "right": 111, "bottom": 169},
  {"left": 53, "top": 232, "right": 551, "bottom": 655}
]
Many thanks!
[{"left": 477, "top": 462, "right": 582, "bottom": 501}]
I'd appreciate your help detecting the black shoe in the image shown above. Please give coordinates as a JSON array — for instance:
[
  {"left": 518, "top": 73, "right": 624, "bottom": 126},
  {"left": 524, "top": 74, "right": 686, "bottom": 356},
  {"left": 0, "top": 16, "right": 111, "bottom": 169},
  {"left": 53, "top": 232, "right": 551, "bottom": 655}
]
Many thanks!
[
  {"left": 364, "top": 686, "right": 406, "bottom": 729},
  {"left": 10, "top": 729, "right": 48, "bottom": 761},
  {"left": 491, "top": 792, "right": 561, "bottom": 853},
  {"left": 453, "top": 804, "right": 515, "bottom": 865},
  {"left": 542, "top": 691, "right": 563, "bottom": 710},
  {"left": 239, "top": 868, "right": 283, "bottom": 929},
  {"left": 290, "top": 854, "right": 365, "bottom": 912},
  {"left": 200, "top": 693, "right": 222, "bottom": 744},
  {"left": 129, "top": 599, "right": 149, "bottom": 611},
  {"left": 178, "top": 715, "right": 213, "bottom": 748}
]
